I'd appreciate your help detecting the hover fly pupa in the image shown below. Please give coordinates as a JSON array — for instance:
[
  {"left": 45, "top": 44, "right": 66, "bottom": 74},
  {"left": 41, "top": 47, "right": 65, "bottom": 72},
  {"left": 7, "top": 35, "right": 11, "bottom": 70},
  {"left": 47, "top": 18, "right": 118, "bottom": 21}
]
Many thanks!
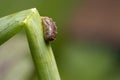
[{"left": 41, "top": 17, "right": 57, "bottom": 41}]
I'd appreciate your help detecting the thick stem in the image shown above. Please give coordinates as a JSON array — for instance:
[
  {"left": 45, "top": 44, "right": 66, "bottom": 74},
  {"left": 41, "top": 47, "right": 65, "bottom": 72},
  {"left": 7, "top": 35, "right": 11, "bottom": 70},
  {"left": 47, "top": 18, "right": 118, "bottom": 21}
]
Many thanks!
[
  {"left": 24, "top": 8, "right": 61, "bottom": 80},
  {"left": 0, "top": 8, "right": 61, "bottom": 80}
]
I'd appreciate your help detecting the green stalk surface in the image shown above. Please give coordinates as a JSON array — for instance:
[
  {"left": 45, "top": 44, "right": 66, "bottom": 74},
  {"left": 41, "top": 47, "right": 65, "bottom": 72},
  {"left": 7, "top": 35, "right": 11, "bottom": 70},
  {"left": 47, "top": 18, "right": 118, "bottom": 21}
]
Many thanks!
[{"left": 0, "top": 8, "right": 61, "bottom": 80}]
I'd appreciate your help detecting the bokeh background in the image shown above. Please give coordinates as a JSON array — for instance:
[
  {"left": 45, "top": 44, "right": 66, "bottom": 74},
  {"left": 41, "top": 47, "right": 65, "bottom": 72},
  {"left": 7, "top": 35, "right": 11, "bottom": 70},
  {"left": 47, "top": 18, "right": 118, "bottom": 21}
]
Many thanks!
[{"left": 0, "top": 0, "right": 120, "bottom": 80}]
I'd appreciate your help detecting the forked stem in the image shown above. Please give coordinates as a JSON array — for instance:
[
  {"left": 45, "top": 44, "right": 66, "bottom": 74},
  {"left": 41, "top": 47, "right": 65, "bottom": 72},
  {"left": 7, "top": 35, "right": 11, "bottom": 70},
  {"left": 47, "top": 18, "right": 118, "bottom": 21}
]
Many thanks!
[{"left": 0, "top": 8, "right": 61, "bottom": 80}]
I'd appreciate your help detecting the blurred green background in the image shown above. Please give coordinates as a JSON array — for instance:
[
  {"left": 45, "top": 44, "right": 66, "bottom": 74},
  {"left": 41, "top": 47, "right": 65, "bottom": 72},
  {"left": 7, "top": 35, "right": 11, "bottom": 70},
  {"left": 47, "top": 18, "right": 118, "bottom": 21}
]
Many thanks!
[{"left": 0, "top": 0, "right": 120, "bottom": 80}]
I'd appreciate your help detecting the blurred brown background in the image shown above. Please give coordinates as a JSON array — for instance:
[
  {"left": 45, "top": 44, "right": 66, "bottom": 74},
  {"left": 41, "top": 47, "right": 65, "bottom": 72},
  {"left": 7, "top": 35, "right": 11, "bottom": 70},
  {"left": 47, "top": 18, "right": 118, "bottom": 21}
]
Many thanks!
[{"left": 68, "top": 0, "right": 120, "bottom": 46}]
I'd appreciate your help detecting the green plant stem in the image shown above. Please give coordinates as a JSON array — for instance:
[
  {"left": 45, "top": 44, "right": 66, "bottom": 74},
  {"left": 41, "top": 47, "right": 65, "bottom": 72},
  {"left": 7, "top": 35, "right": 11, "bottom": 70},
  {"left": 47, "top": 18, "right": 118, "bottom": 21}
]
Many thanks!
[
  {"left": 24, "top": 8, "right": 60, "bottom": 80},
  {"left": 0, "top": 8, "right": 60, "bottom": 80}
]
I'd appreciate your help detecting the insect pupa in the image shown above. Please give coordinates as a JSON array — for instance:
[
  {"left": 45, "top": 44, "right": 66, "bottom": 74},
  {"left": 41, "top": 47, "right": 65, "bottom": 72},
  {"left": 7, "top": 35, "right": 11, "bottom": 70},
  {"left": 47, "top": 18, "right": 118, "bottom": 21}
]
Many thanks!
[{"left": 41, "top": 17, "right": 57, "bottom": 41}]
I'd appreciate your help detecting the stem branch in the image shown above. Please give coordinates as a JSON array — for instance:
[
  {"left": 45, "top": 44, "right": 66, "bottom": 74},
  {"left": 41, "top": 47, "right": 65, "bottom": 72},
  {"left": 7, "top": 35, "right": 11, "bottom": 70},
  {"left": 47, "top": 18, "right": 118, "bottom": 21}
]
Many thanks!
[{"left": 0, "top": 8, "right": 61, "bottom": 80}]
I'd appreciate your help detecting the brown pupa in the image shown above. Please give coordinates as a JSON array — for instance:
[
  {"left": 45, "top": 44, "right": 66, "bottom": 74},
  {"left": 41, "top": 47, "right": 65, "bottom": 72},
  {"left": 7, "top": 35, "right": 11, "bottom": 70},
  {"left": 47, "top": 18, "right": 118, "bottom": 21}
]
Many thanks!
[{"left": 41, "top": 17, "right": 57, "bottom": 41}]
